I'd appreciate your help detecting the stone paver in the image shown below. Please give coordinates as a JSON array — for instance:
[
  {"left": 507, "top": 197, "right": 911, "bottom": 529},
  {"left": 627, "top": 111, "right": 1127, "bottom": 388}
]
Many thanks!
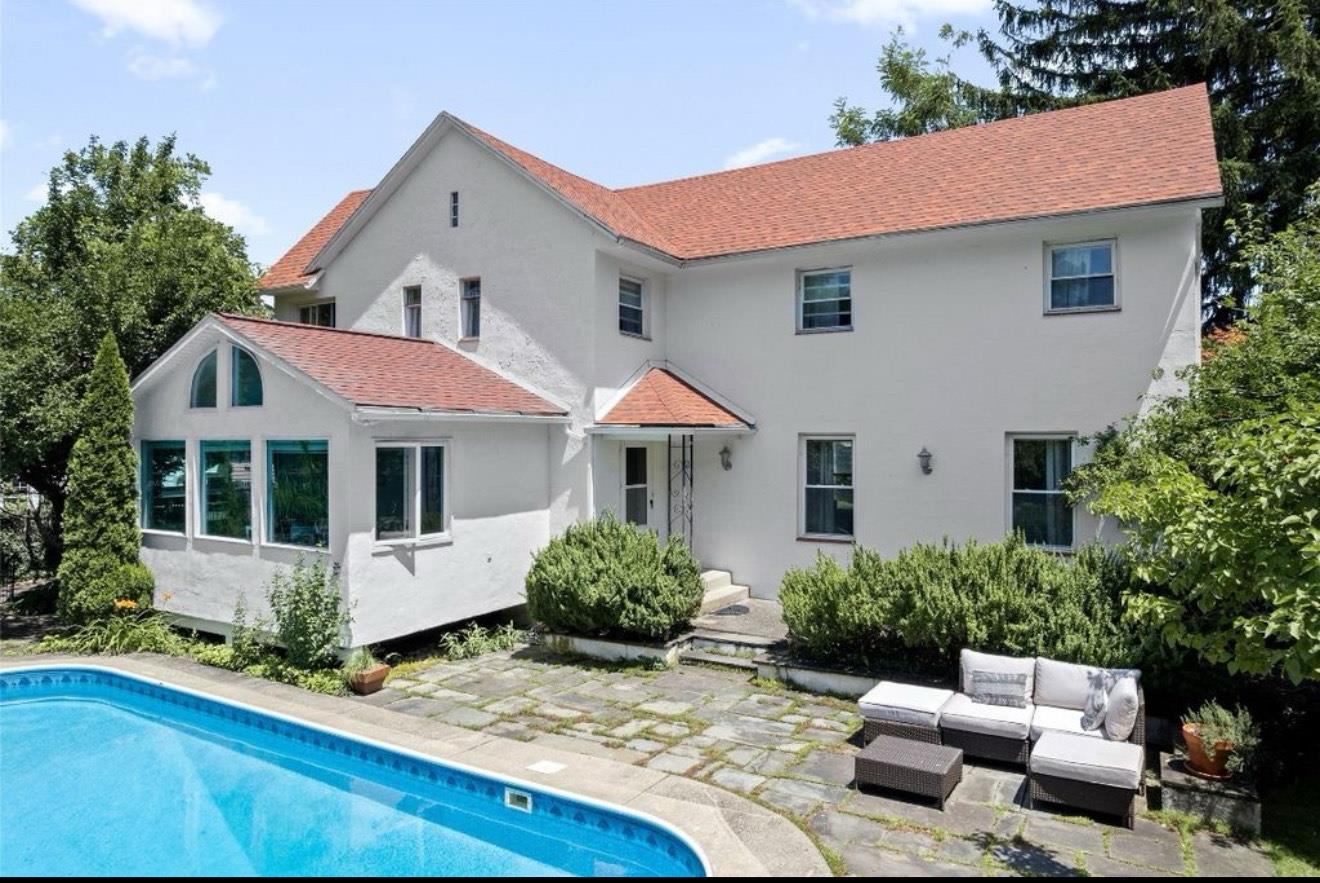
[{"left": 363, "top": 643, "right": 1269, "bottom": 878}]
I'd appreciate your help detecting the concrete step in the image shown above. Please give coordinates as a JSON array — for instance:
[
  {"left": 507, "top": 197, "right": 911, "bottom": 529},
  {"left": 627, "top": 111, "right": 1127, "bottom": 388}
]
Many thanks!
[
  {"left": 699, "top": 569, "right": 732, "bottom": 592},
  {"left": 678, "top": 648, "right": 759, "bottom": 671},
  {"left": 688, "top": 630, "right": 778, "bottom": 655},
  {"left": 699, "top": 582, "right": 749, "bottom": 615}
]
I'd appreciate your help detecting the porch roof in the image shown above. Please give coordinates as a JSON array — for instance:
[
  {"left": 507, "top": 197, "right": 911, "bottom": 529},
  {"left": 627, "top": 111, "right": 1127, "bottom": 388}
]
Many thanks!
[{"left": 595, "top": 366, "right": 752, "bottom": 433}]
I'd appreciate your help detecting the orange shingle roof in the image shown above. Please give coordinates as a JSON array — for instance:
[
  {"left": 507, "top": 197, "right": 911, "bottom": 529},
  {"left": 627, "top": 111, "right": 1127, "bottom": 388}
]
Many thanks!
[
  {"left": 600, "top": 368, "right": 748, "bottom": 428},
  {"left": 259, "top": 189, "right": 371, "bottom": 290},
  {"left": 217, "top": 314, "right": 565, "bottom": 416},
  {"left": 264, "top": 85, "right": 1220, "bottom": 280}
]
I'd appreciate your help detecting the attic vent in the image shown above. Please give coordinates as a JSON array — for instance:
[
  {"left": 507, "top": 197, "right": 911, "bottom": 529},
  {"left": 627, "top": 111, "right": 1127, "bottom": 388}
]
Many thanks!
[{"left": 450, "top": 191, "right": 459, "bottom": 227}]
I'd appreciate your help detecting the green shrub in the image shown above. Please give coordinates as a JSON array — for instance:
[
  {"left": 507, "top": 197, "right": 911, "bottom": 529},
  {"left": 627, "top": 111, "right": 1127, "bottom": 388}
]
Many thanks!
[
  {"left": 1183, "top": 700, "right": 1262, "bottom": 776},
  {"left": 56, "top": 334, "right": 152, "bottom": 623},
  {"left": 229, "top": 595, "right": 270, "bottom": 669},
  {"left": 780, "top": 534, "right": 1145, "bottom": 671},
  {"left": 526, "top": 514, "right": 702, "bottom": 641},
  {"left": 440, "top": 622, "right": 524, "bottom": 660},
  {"left": 265, "top": 558, "right": 349, "bottom": 669},
  {"left": 39, "top": 607, "right": 185, "bottom": 655}
]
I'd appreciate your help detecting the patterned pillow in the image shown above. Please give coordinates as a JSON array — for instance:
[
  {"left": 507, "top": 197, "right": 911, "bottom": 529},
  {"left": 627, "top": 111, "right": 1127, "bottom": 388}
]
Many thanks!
[
  {"left": 969, "top": 670, "right": 1028, "bottom": 708},
  {"left": 1080, "top": 671, "right": 1115, "bottom": 731}
]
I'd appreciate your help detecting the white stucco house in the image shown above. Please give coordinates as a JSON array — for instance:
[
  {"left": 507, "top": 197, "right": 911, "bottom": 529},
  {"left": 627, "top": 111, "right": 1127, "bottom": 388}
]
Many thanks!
[{"left": 132, "top": 85, "right": 1222, "bottom": 646}]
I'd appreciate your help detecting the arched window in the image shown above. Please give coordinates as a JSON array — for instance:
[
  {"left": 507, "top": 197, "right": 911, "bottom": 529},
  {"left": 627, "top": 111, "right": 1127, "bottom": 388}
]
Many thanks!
[
  {"left": 189, "top": 350, "right": 217, "bottom": 408},
  {"left": 231, "top": 346, "right": 263, "bottom": 407}
]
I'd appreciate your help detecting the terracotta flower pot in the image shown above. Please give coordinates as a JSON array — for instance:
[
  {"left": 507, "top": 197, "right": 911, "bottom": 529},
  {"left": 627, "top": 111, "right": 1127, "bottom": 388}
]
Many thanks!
[
  {"left": 1182, "top": 722, "right": 1233, "bottom": 779},
  {"left": 348, "top": 663, "right": 391, "bottom": 696}
]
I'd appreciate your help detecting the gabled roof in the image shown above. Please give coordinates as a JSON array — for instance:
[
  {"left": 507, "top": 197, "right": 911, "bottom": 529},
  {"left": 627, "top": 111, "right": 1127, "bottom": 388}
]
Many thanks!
[
  {"left": 259, "top": 189, "right": 372, "bottom": 290},
  {"left": 599, "top": 367, "right": 750, "bottom": 429},
  {"left": 216, "top": 314, "right": 566, "bottom": 417},
  {"left": 262, "top": 84, "right": 1221, "bottom": 286}
]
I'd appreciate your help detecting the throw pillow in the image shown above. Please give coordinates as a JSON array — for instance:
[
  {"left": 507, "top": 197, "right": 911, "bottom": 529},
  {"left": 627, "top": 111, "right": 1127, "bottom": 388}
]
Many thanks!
[
  {"left": 970, "top": 670, "right": 1028, "bottom": 708},
  {"left": 1079, "top": 671, "right": 1114, "bottom": 731},
  {"left": 1104, "top": 676, "right": 1140, "bottom": 741}
]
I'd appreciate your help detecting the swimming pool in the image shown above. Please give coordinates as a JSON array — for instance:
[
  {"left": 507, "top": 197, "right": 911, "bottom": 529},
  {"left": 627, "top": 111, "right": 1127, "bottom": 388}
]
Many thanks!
[{"left": 0, "top": 666, "right": 708, "bottom": 877}]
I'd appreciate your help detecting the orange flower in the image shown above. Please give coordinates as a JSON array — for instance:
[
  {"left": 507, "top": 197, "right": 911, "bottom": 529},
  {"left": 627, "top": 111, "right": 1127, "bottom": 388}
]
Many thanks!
[{"left": 113, "top": 598, "right": 139, "bottom": 610}]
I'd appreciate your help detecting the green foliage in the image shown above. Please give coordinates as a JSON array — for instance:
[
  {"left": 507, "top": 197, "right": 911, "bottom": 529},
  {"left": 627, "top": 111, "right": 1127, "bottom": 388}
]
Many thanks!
[
  {"left": 229, "top": 595, "right": 269, "bottom": 670},
  {"left": 55, "top": 334, "right": 152, "bottom": 623},
  {"left": 439, "top": 622, "right": 524, "bottom": 660},
  {"left": 265, "top": 558, "right": 349, "bottom": 669},
  {"left": 525, "top": 514, "right": 702, "bottom": 641},
  {"left": 342, "top": 646, "right": 380, "bottom": 677},
  {"left": 1074, "top": 189, "right": 1320, "bottom": 683},
  {"left": 780, "top": 535, "right": 1147, "bottom": 671},
  {"left": 0, "top": 134, "right": 262, "bottom": 570},
  {"left": 1182, "top": 700, "right": 1262, "bottom": 776},
  {"left": 39, "top": 607, "right": 185, "bottom": 655}
]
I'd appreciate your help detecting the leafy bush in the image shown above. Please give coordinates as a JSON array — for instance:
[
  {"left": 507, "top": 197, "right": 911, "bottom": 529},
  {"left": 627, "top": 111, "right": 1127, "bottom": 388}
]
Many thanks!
[
  {"left": 229, "top": 595, "right": 270, "bottom": 669},
  {"left": 265, "top": 558, "right": 349, "bottom": 669},
  {"left": 440, "top": 622, "right": 523, "bottom": 660},
  {"left": 525, "top": 514, "right": 702, "bottom": 641},
  {"left": 39, "top": 607, "right": 185, "bottom": 655},
  {"left": 1183, "top": 701, "right": 1262, "bottom": 776},
  {"left": 343, "top": 646, "right": 380, "bottom": 677},
  {"left": 780, "top": 534, "right": 1146, "bottom": 671}
]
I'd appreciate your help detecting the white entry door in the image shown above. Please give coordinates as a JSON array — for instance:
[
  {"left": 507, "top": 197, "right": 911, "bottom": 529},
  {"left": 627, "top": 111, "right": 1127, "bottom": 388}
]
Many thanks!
[{"left": 623, "top": 445, "right": 653, "bottom": 530}]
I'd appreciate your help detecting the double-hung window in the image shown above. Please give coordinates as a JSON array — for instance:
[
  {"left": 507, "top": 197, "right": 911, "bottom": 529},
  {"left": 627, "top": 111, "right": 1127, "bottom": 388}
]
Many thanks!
[
  {"left": 798, "top": 268, "right": 852, "bottom": 332},
  {"left": 199, "top": 441, "right": 252, "bottom": 540},
  {"left": 1047, "top": 241, "right": 1116, "bottom": 312},
  {"left": 461, "top": 278, "right": 481, "bottom": 339},
  {"left": 1010, "top": 437, "right": 1074, "bottom": 548},
  {"left": 375, "top": 442, "right": 447, "bottom": 542},
  {"left": 801, "top": 436, "right": 854, "bottom": 538},
  {"left": 267, "top": 440, "right": 329, "bottom": 547},
  {"left": 142, "top": 440, "right": 187, "bottom": 533},
  {"left": 298, "top": 301, "right": 336, "bottom": 327},
  {"left": 618, "top": 276, "right": 646, "bottom": 337},
  {"left": 403, "top": 286, "right": 422, "bottom": 338}
]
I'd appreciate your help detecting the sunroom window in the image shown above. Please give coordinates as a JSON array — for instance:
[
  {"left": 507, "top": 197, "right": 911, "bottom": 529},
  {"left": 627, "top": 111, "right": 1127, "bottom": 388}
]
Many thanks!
[
  {"left": 141, "top": 440, "right": 187, "bottom": 533},
  {"left": 189, "top": 350, "right": 217, "bottom": 408},
  {"left": 231, "top": 346, "right": 263, "bottom": 407},
  {"left": 802, "top": 436, "right": 854, "bottom": 537},
  {"left": 200, "top": 441, "right": 252, "bottom": 540},
  {"left": 267, "top": 440, "right": 328, "bottom": 547},
  {"left": 798, "top": 268, "right": 852, "bottom": 331},
  {"left": 1048, "top": 241, "right": 1116, "bottom": 311},
  {"left": 375, "top": 443, "right": 446, "bottom": 542},
  {"left": 1011, "top": 437, "right": 1074, "bottom": 548}
]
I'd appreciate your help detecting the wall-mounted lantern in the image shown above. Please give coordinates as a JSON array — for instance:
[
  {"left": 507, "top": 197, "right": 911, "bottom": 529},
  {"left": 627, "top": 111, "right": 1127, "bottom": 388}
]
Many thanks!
[
  {"left": 918, "top": 447, "right": 933, "bottom": 475},
  {"left": 719, "top": 445, "right": 733, "bottom": 471}
]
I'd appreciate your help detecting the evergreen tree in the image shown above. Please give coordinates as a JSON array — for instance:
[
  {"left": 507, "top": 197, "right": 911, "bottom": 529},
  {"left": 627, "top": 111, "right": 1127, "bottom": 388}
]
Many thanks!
[{"left": 55, "top": 333, "right": 152, "bottom": 623}]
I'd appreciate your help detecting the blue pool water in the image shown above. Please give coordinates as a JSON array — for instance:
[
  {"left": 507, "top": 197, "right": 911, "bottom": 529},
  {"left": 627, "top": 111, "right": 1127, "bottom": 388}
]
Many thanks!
[{"left": 0, "top": 667, "right": 706, "bottom": 877}]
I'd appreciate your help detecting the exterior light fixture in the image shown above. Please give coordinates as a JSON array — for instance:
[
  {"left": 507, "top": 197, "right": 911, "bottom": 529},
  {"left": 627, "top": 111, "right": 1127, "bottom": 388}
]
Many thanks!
[
  {"left": 918, "top": 447, "right": 933, "bottom": 475},
  {"left": 719, "top": 445, "right": 733, "bottom": 471}
]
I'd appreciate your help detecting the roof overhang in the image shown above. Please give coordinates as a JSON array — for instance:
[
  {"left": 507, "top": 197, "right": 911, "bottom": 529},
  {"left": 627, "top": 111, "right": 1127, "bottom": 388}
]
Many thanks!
[
  {"left": 352, "top": 407, "right": 570, "bottom": 425},
  {"left": 587, "top": 424, "right": 754, "bottom": 440}
]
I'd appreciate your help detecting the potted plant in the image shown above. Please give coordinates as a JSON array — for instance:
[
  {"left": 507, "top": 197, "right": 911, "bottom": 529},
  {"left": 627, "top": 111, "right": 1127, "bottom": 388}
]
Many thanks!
[
  {"left": 1180, "top": 701, "right": 1260, "bottom": 780},
  {"left": 343, "top": 646, "right": 390, "bottom": 695}
]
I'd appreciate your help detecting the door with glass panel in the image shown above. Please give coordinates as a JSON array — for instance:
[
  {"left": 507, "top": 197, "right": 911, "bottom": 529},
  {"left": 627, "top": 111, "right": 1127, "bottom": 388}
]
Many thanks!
[{"left": 622, "top": 445, "right": 652, "bottom": 530}]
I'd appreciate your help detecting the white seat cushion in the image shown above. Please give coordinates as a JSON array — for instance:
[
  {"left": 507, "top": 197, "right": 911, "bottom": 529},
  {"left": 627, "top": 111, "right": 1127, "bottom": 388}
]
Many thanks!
[
  {"left": 1034, "top": 657, "right": 1142, "bottom": 711},
  {"left": 1031, "top": 704, "right": 1106, "bottom": 741},
  {"left": 1030, "top": 732, "right": 1143, "bottom": 790},
  {"left": 858, "top": 681, "right": 955, "bottom": 728},
  {"left": 961, "top": 649, "right": 1035, "bottom": 706},
  {"left": 939, "top": 691, "right": 1034, "bottom": 740}
]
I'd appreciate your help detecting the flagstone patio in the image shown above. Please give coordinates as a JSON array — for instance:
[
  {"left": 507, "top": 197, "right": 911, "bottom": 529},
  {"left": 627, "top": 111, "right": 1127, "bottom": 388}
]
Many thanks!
[{"left": 366, "top": 643, "right": 1274, "bottom": 877}]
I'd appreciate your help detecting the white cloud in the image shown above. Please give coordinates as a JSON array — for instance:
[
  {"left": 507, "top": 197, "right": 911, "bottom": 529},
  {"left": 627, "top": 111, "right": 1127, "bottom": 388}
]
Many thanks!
[
  {"left": 198, "top": 192, "right": 269, "bottom": 236},
  {"left": 724, "top": 137, "right": 804, "bottom": 170},
  {"left": 0, "top": 120, "right": 10, "bottom": 150},
  {"left": 126, "top": 51, "right": 196, "bottom": 80},
  {"left": 72, "top": 0, "right": 221, "bottom": 48},
  {"left": 789, "top": 0, "right": 990, "bottom": 29},
  {"left": 25, "top": 183, "right": 48, "bottom": 203}
]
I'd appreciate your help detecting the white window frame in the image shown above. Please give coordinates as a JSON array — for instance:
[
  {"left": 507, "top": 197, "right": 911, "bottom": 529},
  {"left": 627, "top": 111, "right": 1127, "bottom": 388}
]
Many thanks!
[
  {"left": 298, "top": 300, "right": 336, "bottom": 327},
  {"left": 1006, "top": 433, "right": 1076, "bottom": 551},
  {"left": 796, "top": 267, "right": 853, "bottom": 334},
  {"left": 402, "top": 286, "right": 422, "bottom": 338},
  {"left": 460, "top": 277, "right": 481, "bottom": 339},
  {"left": 1044, "top": 239, "right": 1120, "bottom": 314},
  {"left": 373, "top": 440, "right": 451, "bottom": 548},
  {"left": 618, "top": 275, "right": 648, "bottom": 339},
  {"left": 798, "top": 434, "right": 855, "bottom": 541}
]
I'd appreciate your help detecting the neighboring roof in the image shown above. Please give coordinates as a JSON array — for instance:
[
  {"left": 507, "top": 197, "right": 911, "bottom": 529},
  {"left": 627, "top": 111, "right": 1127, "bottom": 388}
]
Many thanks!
[
  {"left": 270, "top": 84, "right": 1221, "bottom": 279},
  {"left": 599, "top": 367, "right": 749, "bottom": 428},
  {"left": 259, "top": 189, "right": 372, "bottom": 290},
  {"left": 216, "top": 314, "right": 566, "bottom": 416}
]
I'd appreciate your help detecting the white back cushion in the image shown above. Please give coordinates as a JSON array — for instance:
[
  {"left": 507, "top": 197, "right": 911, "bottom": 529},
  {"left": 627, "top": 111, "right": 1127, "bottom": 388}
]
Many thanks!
[{"left": 1034, "top": 657, "right": 1142, "bottom": 711}]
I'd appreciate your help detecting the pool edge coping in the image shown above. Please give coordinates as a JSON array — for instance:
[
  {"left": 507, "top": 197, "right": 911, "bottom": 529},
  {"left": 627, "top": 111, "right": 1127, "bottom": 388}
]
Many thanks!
[{"left": 0, "top": 654, "right": 831, "bottom": 878}]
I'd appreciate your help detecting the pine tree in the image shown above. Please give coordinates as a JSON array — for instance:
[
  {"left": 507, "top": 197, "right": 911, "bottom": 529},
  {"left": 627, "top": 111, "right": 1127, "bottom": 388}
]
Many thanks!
[
  {"left": 55, "top": 332, "right": 153, "bottom": 623},
  {"left": 981, "top": 0, "right": 1320, "bottom": 324}
]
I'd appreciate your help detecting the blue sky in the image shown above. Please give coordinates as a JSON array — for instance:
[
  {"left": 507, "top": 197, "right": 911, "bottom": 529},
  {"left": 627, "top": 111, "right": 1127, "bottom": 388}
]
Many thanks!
[{"left": 1, "top": 0, "right": 997, "bottom": 267}]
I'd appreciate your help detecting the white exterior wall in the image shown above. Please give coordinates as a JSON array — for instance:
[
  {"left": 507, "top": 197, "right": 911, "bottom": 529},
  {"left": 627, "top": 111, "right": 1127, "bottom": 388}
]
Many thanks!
[{"left": 664, "top": 205, "right": 1202, "bottom": 594}]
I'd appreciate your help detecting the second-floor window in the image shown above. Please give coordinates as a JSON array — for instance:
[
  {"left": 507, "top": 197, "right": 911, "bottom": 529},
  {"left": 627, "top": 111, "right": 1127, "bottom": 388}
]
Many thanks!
[
  {"left": 1048, "top": 240, "right": 1116, "bottom": 312},
  {"left": 450, "top": 191, "right": 460, "bottom": 227},
  {"left": 461, "top": 278, "right": 481, "bottom": 338},
  {"left": 619, "top": 276, "right": 646, "bottom": 337},
  {"left": 403, "top": 286, "right": 422, "bottom": 338},
  {"left": 798, "top": 268, "right": 852, "bottom": 332},
  {"left": 298, "top": 301, "right": 335, "bottom": 327}
]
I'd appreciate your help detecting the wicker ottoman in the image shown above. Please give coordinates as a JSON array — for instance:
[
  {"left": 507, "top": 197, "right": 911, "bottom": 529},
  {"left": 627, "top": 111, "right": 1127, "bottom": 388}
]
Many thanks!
[
  {"left": 858, "top": 681, "right": 954, "bottom": 745},
  {"left": 855, "top": 734, "right": 963, "bottom": 809},
  {"left": 1028, "top": 732, "right": 1143, "bottom": 828}
]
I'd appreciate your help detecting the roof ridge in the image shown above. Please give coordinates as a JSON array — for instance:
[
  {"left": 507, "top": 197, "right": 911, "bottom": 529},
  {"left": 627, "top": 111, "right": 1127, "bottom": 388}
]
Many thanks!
[{"left": 217, "top": 312, "right": 442, "bottom": 346}]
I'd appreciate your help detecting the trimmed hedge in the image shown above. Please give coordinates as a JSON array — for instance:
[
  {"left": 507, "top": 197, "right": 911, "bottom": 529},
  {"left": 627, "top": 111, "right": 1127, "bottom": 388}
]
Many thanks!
[
  {"left": 780, "top": 534, "right": 1148, "bottom": 672},
  {"left": 526, "top": 514, "right": 702, "bottom": 641}
]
